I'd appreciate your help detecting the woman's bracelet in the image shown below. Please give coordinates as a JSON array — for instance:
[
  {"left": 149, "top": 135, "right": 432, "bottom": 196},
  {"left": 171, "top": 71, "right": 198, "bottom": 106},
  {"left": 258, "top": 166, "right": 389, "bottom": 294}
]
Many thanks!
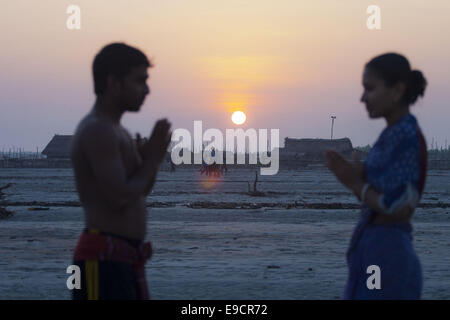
[{"left": 360, "top": 183, "right": 370, "bottom": 203}]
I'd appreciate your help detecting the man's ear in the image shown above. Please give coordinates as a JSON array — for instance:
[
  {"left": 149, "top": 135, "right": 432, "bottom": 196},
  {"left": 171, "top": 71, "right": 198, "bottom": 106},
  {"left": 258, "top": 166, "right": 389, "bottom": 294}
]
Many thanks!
[
  {"left": 392, "top": 81, "right": 406, "bottom": 103},
  {"left": 106, "top": 74, "right": 121, "bottom": 93}
]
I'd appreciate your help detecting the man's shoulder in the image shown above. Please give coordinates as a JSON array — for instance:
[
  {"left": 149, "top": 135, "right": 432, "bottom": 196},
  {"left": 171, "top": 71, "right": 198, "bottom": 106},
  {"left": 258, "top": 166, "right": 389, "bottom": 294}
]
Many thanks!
[
  {"left": 76, "top": 115, "right": 116, "bottom": 141},
  {"left": 72, "top": 115, "right": 120, "bottom": 158}
]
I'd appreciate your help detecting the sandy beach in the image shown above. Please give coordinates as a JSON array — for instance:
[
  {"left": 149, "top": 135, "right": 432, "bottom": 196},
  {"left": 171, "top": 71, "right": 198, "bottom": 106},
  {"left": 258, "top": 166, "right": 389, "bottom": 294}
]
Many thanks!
[{"left": 0, "top": 168, "right": 449, "bottom": 299}]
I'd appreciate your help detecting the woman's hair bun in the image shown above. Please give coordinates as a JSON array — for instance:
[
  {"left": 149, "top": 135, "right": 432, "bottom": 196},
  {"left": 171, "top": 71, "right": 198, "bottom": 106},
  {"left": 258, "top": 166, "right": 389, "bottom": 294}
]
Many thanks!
[{"left": 407, "top": 70, "right": 427, "bottom": 104}]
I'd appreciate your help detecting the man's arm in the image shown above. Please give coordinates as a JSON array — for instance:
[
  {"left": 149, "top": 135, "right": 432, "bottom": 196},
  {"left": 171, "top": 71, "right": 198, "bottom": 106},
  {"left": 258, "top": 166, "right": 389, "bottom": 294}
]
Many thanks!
[
  {"left": 135, "top": 134, "right": 169, "bottom": 197},
  {"left": 82, "top": 122, "right": 158, "bottom": 210},
  {"left": 142, "top": 158, "right": 159, "bottom": 196}
]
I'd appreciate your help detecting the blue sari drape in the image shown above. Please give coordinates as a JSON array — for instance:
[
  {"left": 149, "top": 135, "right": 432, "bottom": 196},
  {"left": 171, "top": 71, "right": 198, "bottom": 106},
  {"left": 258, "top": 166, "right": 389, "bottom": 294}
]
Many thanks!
[{"left": 343, "top": 114, "right": 427, "bottom": 299}]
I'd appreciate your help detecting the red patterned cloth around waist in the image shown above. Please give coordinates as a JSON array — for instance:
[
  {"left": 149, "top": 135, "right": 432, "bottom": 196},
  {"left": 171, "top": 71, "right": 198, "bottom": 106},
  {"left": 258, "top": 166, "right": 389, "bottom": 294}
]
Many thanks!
[{"left": 73, "top": 230, "right": 152, "bottom": 300}]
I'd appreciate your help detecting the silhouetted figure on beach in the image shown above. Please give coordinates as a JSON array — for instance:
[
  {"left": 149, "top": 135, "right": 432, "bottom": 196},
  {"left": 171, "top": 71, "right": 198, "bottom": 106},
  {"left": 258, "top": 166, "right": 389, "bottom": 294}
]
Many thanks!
[
  {"left": 200, "top": 148, "right": 223, "bottom": 177},
  {"left": 326, "top": 53, "right": 427, "bottom": 299},
  {"left": 70, "top": 43, "right": 171, "bottom": 300}
]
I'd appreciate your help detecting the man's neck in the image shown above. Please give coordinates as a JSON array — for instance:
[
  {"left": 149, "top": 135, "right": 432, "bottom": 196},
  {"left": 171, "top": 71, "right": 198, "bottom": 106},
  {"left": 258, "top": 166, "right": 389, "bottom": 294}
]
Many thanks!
[{"left": 92, "top": 95, "right": 123, "bottom": 125}]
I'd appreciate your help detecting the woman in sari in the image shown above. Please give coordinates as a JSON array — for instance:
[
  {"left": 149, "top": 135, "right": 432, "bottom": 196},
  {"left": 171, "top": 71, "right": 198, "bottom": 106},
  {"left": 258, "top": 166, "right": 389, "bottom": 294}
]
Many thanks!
[{"left": 326, "top": 53, "right": 428, "bottom": 299}]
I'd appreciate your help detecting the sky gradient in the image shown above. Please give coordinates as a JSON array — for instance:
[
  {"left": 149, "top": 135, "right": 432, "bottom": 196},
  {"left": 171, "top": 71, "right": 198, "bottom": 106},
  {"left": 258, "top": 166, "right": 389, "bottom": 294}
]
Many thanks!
[{"left": 1, "top": 0, "right": 449, "bottom": 151}]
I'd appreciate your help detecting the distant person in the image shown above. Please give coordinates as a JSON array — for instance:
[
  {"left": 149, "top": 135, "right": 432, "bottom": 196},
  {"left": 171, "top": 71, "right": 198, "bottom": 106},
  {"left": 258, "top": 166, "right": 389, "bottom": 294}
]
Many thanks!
[
  {"left": 325, "top": 53, "right": 427, "bottom": 299},
  {"left": 70, "top": 43, "right": 171, "bottom": 300},
  {"left": 210, "top": 147, "right": 220, "bottom": 177},
  {"left": 200, "top": 148, "right": 216, "bottom": 176}
]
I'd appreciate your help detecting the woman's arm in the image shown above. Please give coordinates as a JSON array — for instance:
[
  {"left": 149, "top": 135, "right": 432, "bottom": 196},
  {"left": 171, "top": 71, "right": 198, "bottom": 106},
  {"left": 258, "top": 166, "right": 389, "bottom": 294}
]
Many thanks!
[
  {"left": 326, "top": 150, "right": 416, "bottom": 224},
  {"left": 353, "top": 182, "right": 415, "bottom": 224}
]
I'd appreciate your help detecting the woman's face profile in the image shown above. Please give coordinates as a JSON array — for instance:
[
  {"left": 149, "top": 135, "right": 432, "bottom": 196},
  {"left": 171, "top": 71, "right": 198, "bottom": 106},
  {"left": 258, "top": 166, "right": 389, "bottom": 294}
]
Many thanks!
[{"left": 360, "top": 67, "right": 397, "bottom": 119}]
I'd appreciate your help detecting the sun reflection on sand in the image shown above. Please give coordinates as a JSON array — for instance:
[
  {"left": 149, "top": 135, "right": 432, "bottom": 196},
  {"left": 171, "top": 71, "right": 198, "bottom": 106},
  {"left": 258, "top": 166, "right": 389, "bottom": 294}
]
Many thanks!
[{"left": 200, "top": 176, "right": 222, "bottom": 189}]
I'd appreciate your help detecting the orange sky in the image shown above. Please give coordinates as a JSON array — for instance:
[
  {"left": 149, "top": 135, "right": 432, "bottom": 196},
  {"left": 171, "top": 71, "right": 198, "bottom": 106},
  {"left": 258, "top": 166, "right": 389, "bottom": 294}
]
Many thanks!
[{"left": 1, "top": 0, "right": 449, "bottom": 150}]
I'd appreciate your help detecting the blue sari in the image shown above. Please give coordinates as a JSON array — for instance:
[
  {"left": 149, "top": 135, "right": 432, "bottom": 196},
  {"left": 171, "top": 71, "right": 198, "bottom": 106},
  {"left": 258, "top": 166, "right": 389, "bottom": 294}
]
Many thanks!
[{"left": 343, "top": 114, "right": 427, "bottom": 299}]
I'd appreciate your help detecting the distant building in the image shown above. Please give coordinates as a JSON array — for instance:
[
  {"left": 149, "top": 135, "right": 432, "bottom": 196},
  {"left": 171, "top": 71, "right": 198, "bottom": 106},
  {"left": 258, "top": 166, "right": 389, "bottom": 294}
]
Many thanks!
[
  {"left": 283, "top": 137, "right": 353, "bottom": 155},
  {"left": 280, "top": 137, "right": 354, "bottom": 166},
  {"left": 42, "top": 135, "right": 73, "bottom": 159},
  {"left": 40, "top": 134, "right": 355, "bottom": 166}
]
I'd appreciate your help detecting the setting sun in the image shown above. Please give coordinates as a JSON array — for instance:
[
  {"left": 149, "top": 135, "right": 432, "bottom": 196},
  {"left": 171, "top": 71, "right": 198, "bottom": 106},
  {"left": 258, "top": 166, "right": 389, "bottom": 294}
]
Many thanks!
[{"left": 231, "top": 111, "right": 246, "bottom": 125}]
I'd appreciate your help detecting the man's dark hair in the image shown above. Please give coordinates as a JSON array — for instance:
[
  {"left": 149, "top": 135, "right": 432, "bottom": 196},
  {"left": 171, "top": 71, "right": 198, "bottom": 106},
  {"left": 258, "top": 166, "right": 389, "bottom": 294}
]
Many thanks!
[
  {"left": 93, "top": 43, "right": 152, "bottom": 95},
  {"left": 365, "top": 53, "right": 427, "bottom": 105}
]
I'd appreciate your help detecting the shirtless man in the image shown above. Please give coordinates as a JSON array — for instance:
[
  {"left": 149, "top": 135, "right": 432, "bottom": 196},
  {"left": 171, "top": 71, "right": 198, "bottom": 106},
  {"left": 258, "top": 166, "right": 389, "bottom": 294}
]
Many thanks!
[{"left": 70, "top": 43, "right": 171, "bottom": 300}]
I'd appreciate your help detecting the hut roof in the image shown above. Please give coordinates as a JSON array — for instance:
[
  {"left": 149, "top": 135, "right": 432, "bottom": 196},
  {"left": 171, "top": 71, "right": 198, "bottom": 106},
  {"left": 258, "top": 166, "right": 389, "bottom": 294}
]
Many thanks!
[
  {"left": 283, "top": 137, "right": 353, "bottom": 155},
  {"left": 42, "top": 135, "right": 73, "bottom": 159}
]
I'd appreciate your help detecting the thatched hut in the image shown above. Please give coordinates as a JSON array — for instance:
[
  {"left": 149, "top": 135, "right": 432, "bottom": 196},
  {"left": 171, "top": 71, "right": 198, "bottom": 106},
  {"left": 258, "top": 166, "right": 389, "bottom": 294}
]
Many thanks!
[
  {"left": 42, "top": 135, "right": 73, "bottom": 159},
  {"left": 280, "top": 137, "right": 354, "bottom": 166},
  {"left": 284, "top": 137, "right": 353, "bottom": 155}
]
